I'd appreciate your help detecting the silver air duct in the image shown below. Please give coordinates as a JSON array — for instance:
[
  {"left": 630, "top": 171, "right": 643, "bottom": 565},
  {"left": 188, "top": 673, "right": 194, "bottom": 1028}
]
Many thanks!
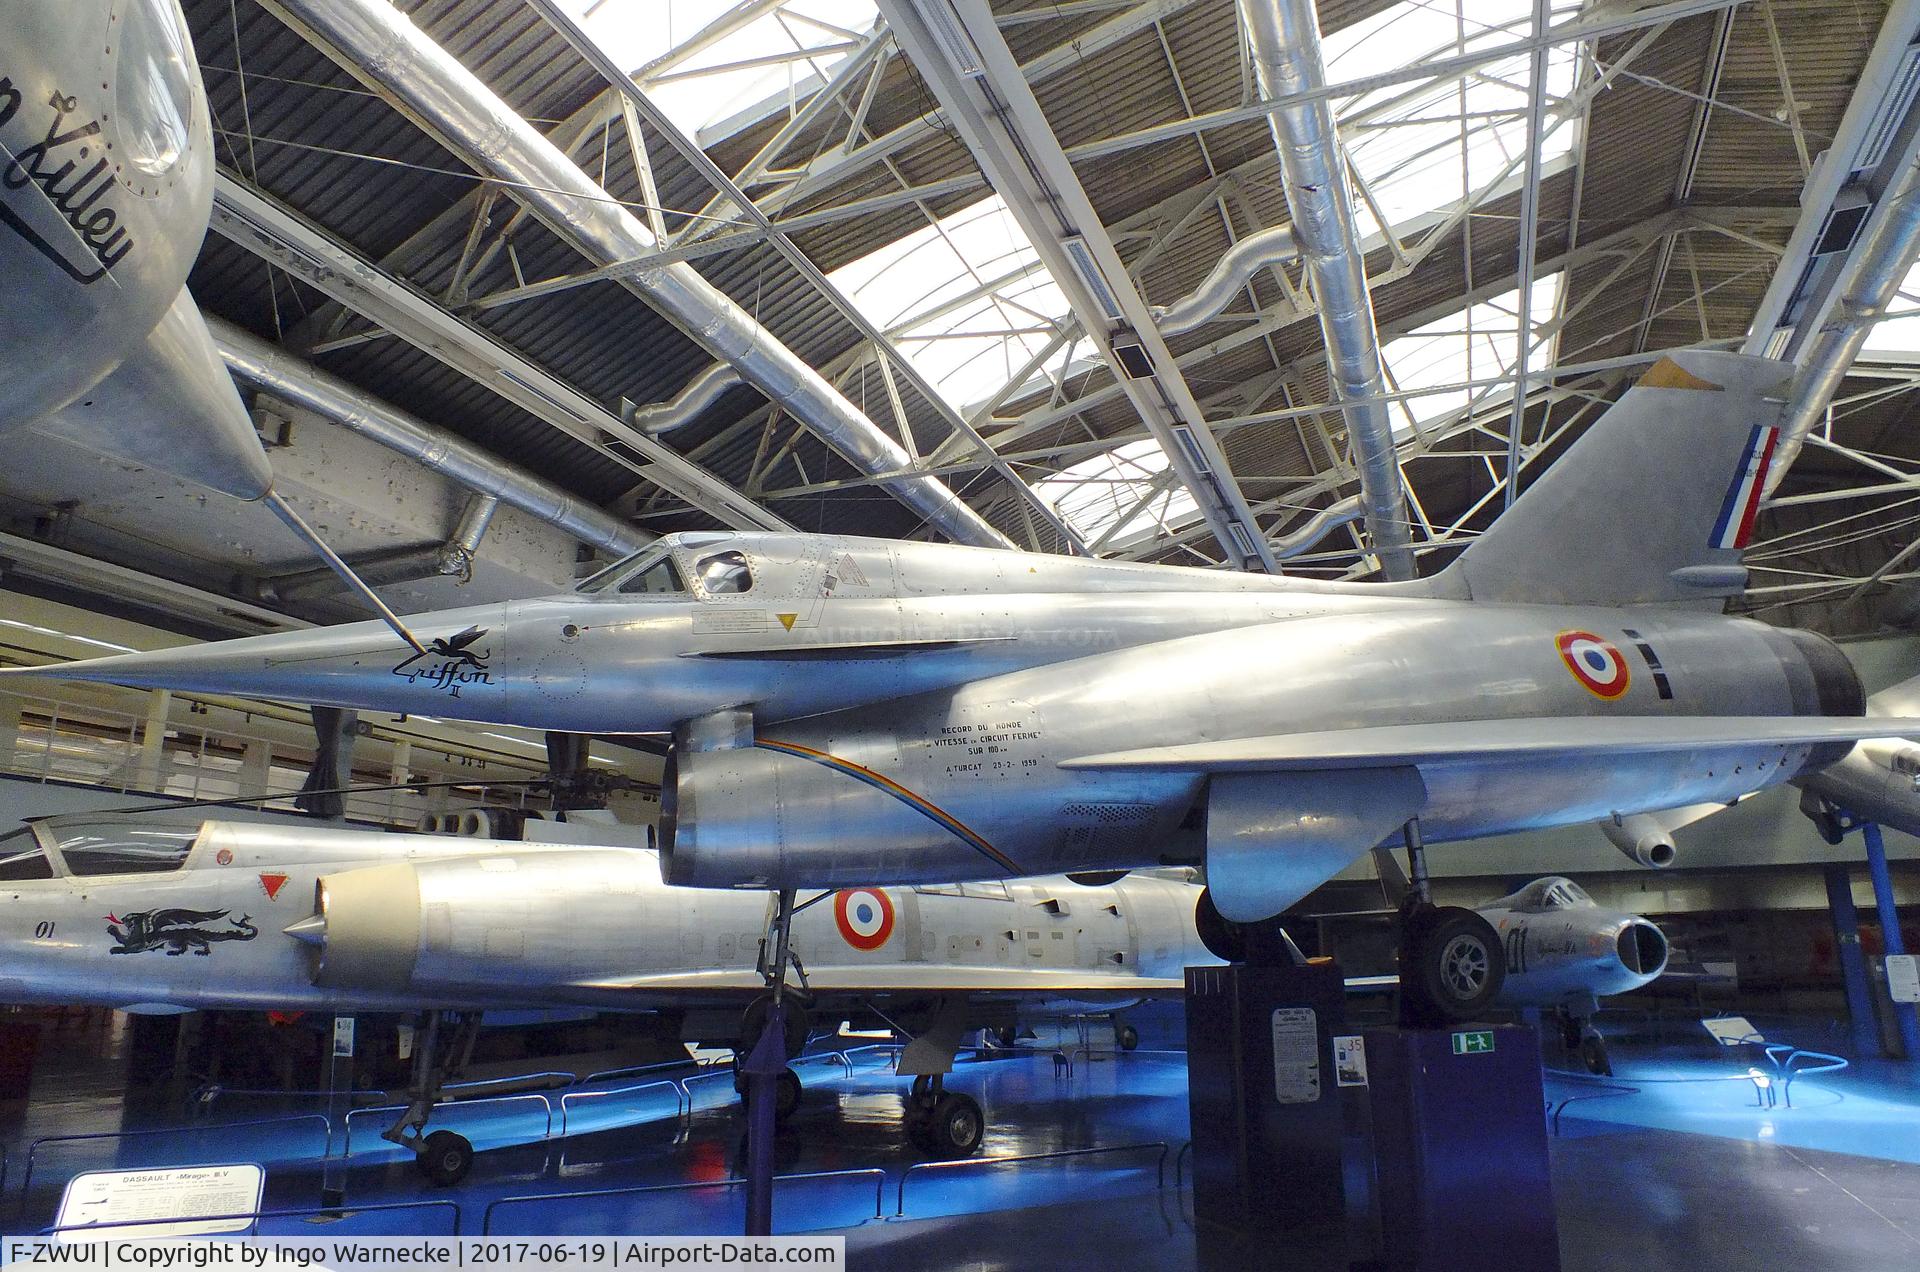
[
  {"left": 1241, "top": 0, "right": 1416, "bottom": 580},
  {"left": 1152, "top": 226, "right": 1298, "bottom": 336},
  {"left": 1271, "top": 494, "right": 1363, "bottom": 558},
  {"left": 627, "top": 362, "right": 742, "bottom": 435},
  {"left": 258, "top": 0, "right": 1013, "bottom": 551},
  {"left": 1769, "top": 162, "right": 1920, "bottom": 493},
  {"left": 212, "top": 318, "right": 651, "bottom": 557}
]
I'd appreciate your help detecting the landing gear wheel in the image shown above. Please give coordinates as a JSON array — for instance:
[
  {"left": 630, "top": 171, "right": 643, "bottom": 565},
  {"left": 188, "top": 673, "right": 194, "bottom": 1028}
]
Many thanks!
[
  {"left": 1195, "top": 888, "right": 1246, "bottom": 962},
  {"left": 1403, "top": 906, "right": 1505, "bottom": 1024},
  {"left": 1556, "top": 1012, "right": 1584, "bottom": 1054},
  {"left": 741, "top": 996, "right": 810, "bottom": 1060},
  {"left": 925, "top": 1093, "right": 983, "bottom": 1157},
  {"left": 1579, "top": 1032, "right": 1613, "bottom": 1077},
  {"left": 417, "top": 1130, "right": 473, "bottom": 1187},
  {"left": 994, "top": 1026, "right": 1018, "bottom": 1048},
  {"left": 775, "top": 1067, "right": 803, "bottom": 1121},
  {"left": 1116, "top": 1023, "right": 1139, "bottom": 1052}
]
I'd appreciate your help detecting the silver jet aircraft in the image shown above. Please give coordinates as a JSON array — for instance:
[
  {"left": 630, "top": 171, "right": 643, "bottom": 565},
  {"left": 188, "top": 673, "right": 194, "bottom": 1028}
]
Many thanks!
[
  {"left": 1, "top": 0, "right": 272, "bottom": 500},
  {"left": 0, "top": 812, "right": 1212, "bottom": 1176},
  {"left": 17, "top": 350, "right": 1917, "bottom": 1021}
]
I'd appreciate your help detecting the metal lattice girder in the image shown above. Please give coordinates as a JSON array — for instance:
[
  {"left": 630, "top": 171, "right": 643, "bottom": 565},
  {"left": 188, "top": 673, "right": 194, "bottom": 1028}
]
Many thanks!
[
  {"left": 878, "top": 0, "right": 1279, "bottom": 571},
  {"left": 256, "top": 0, "right": 1013, "bottom": 551},
  {"left": 209, "top": 173, "right": 791, "bottom": 535},
  {"left": 522, "top": 0, "right": 1088, "bottom": 554}
]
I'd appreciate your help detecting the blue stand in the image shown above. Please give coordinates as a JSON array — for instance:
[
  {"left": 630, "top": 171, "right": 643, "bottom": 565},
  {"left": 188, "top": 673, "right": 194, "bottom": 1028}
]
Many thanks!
[
  {"left": 1824, "top": 865, "right": 1881, "bottom": 1059},
  {"left": 1861, "top": 822, "right": 1920, "bottom": 1063},
  {"left": 740, "top": 1001, "right": 787, "bottom": 1236}
]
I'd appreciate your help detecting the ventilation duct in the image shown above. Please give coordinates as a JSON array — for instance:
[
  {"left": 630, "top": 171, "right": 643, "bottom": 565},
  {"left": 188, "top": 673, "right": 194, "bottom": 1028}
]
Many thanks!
[
  {"left": 1152, "top": 226, "right": 1298, "bottom": 335},
  {"left": 1242, "top": 0, "right": 1415, "bottom": 580},
  {"left": 626, "top": 362, "right": 742, "bottom": 436},
  {"left": 1270, "top": 494, "right": 1364, "bottom": 559}
]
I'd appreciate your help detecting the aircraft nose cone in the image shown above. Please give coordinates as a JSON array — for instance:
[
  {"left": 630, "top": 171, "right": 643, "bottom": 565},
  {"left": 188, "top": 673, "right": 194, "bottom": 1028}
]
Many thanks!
[
  {"left": 283, "top": 914, "right": 327, "bottom": 947},
  {"left": 1616, "top": 920, "right": 1668, "bottom": 977}
]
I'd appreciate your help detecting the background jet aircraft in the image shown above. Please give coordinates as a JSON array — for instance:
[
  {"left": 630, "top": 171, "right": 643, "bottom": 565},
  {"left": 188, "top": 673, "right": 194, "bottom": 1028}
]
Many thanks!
[
  {"left": 1, "top": 0, "right": 273, "bottom": 501},
  {"left": 0, "top": 812, "right": 1214, "bottom": 1176},
  {"left": 18, "top": 350, "right": 1920, "bottom": 1022}
]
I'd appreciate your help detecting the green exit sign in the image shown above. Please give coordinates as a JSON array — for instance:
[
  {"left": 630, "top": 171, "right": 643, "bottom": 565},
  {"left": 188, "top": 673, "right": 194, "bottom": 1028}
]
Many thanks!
[{"left": 1452, "top": 1030, "right": 1496, "bottom": 1055}]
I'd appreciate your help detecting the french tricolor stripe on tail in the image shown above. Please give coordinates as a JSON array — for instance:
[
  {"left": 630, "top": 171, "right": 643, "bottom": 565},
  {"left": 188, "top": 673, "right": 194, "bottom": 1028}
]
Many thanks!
[{"left": 1709, "top": 424, "right": 1779, "bottom": 550}]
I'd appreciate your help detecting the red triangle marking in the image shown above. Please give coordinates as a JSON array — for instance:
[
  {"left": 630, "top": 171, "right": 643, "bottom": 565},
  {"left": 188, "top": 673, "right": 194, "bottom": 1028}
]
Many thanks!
[{"left": 259, "top": 873, "right": 289, "bottom": 900}]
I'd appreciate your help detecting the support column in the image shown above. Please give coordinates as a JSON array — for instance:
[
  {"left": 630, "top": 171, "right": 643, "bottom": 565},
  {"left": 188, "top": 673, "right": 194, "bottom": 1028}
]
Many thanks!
[
  {"left": 242, "top": 739, "right": 273, "bottom": 802},
  {"left": 1824, "top": 865, "right": 1880, "bottom": 1058},
  {"left": 0, "top": 691, "right": 22, "bottom": 776},
  {"left": 134, "top": 690, "right": 172, "bottom": 793},
  {"left": 1862, "top": 822, "right": 1920, "bottom": 1062}
]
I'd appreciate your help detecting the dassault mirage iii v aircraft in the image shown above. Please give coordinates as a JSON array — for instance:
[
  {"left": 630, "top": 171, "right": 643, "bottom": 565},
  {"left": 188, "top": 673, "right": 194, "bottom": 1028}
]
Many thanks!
[
  {"left": 0, "top": 812, "right": 1213, "bottom": 1176},
  {"left": 18, "top": 350, "right": 1918, "bottom": 1020},
  {"left": 1, "top": 0, "right": 273, "bottom": 500}
]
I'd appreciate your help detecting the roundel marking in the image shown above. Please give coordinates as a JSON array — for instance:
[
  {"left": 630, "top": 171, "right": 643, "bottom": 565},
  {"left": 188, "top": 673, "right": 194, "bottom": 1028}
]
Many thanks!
[
  {"left": 834, "top": 888, "right": 895, "bottom": 951},
  {"left": 1556, "top": 629, "right": 1631, "bottom": 700}
]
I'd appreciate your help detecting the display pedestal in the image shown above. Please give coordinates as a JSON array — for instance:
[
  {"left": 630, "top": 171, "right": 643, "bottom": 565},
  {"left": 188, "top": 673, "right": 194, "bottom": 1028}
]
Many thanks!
[
  {"left": 1361, "top": 1024, "right": 1560, "bottom": 1270},
  {"left": 1185, "top": 960, "right": 1350, "bottom": 1251},
  {"left": 0, "top": 1018, "right": 39, "bottom": 1100}
]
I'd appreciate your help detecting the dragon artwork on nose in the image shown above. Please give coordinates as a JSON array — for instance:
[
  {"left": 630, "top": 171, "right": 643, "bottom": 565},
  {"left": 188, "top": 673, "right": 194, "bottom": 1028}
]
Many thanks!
[{"left": 106, "top": 908, "right": 258, "bottom": 956}]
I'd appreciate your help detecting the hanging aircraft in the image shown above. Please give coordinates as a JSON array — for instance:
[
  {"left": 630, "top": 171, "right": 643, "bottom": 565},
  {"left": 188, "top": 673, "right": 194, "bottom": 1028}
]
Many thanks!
[
  {"left": 1, "top": 0, "right": 273, "bottom": 501},
  {"left": 14, "top": 350, "right": 1920, "bottom": 1024},
  {"left": 0, "top": 812, "right": 1213, "bottom": 1179},
  {"left": 1796, "top": 672, "right": 1920, "bottom": 841}
]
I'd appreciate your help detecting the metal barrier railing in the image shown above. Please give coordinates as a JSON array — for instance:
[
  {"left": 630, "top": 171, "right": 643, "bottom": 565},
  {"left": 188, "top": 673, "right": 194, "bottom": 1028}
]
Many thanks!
[
  {"left": 481, "top": 1169, "right": 888, "bottom": 1235},
  {"left": 558, "top": 1080, "right": 690, "bottom": 1131},
  {"left": 342, "top": 1094, "right": 554, "bottom": 1159},
  {"left": 1546, "top": 1079, "right": 1643, "bottom": 1135},
  {"left": 1173, "top": 1140, "right": 1192, "bottom": 1189},
  {"left": 37, "top": 1198, "right": 464, "bottom": 1238},
  {"left": 18, "top": 1115, "right": 333, "bottom": 1209},
  {"left": 895, "top": 1141, "right": 1171, "bottom": 1216}
]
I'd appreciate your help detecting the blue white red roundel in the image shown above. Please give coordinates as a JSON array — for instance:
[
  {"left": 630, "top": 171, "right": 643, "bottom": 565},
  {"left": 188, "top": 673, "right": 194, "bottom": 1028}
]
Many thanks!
[
  {"left": 1556, "top": 630, "right": 1631, "bottom": 700},
  {"left": 835, "top": 889, "right": 895, "bottom": 950}
]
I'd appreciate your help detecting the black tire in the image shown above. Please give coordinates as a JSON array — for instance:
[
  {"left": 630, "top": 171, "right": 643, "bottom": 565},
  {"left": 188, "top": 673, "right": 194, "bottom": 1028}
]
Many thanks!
[
  {"left": 994, "top": 1026, "right": 1018, "bottom": 1048},
  {"left": 740, "top": 997, "right": 810, "bottom": 1060},
  {"left": 1195, "top": 888, "right": 1246, "bottom": 962},
  {"left": 418, "top": 1130, "right": 473, "bottom": 1187},
  {"left": 1579, "top": 1033, "right": 1613, "bottom": 1077},
  {"left": 1408, "top": 907, "right": 1505, "bottom": 1022},
  {"left": 1555, "top": 1012, "right": 1585, "bottom": 1053},
  {"left": 1116, "top": 1023, "right": 1139, "bottom": 1052},
  {"left": 775, "top": 1068, "right": 802, "bottom": 1121},
  {"left": 926, "top": 1093, "right": 984, "bottom": 1157}
]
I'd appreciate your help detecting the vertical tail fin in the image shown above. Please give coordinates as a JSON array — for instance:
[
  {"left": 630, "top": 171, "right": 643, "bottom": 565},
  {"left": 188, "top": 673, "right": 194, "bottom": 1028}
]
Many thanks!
[{"left": 1442, "top": 351, "right": 1793, "bottom": 605}]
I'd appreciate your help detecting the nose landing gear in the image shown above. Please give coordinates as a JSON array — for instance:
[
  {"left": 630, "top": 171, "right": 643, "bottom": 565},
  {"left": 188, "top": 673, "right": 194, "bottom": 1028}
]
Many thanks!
[{"left": 384, "top": 1010, "right": 483, "bottom": 1186}]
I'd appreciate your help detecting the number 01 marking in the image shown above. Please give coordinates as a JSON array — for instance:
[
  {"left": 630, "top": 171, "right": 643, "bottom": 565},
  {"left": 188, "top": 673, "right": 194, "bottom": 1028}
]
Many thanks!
[{"left": 33, "top": 921, "right": 55, "bottom": 939}]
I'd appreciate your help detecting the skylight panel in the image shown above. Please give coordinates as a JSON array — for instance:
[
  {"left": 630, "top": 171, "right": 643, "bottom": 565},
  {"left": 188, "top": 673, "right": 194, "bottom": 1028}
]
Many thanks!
[
  {"left": 828, "top": 194, "right": 1077, "bottom": 410},
  {"left": 1380, "top": 273, "right": 1563, "bottom": 440},
  {"left": 567, "top": 0, "right": 878, "bottom": 141},
  {"left": 1031, "top": 439, "right": 1200, "bottom": 550},
  {"left": 1861, "top": 260, "right": 1920, "bottom": 358},
  {"left": 1324, "top": 0, "right": 1584, "bottom": 236}
]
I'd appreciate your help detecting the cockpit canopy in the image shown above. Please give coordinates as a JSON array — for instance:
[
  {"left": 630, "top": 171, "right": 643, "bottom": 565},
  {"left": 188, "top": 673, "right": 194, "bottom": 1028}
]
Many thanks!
[
  {"left": 0, "top": 817, "right": 200, "bottom": 879},
  {"left": 575, "top": 536, "right": 755, "bottom": 598},
  {"left": 1491, "top": 876, "right": 1594, "bottom": 914}
]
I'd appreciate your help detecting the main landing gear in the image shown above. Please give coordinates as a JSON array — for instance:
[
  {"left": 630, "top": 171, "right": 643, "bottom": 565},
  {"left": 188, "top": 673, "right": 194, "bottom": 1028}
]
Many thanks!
[
  {"left": 904, "top": 1074, "right": 984, "bottom": 1156},
  {"left": 1396, "top": 819, "right": 1505, "bottom": 1026},
  {"left": 385, "top": 1010, "right": 482, "bottom": 1186},
  {"left": 897, "top": 994, "right": 983, "bottom": 1158},
  {"left": 1193, "top": 818, "right": 1505, "bottom": 1025},
  {"left": 1552, "top": 1008, "right": 1613, "bottom": 1075}
]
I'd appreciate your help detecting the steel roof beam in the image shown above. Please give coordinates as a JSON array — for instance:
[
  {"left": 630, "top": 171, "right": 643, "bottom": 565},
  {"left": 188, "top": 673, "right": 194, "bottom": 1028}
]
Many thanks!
[
  {"left": 210, "top": 173, "right": 791, "bottom": 535},
  {"left": 876, "top": 0, "right": 1278, "bottom": 571},
  {"left": 257, "top": 0, "right": 1011, "bottom": 551}
]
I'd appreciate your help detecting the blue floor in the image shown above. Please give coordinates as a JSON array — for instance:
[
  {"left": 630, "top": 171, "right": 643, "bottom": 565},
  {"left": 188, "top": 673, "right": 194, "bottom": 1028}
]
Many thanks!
[{"left": 6, "top": 1010, "right": 1920, "bottom": 1269}]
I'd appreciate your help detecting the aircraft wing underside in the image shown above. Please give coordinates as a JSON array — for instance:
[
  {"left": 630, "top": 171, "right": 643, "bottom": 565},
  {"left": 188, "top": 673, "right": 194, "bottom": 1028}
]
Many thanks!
[
  {"left": 1059, "top": 715, "right": 1920, "bottom": 771},
  {"left": 570, "top": 967, "right": 1185, "bottom": 995}
]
